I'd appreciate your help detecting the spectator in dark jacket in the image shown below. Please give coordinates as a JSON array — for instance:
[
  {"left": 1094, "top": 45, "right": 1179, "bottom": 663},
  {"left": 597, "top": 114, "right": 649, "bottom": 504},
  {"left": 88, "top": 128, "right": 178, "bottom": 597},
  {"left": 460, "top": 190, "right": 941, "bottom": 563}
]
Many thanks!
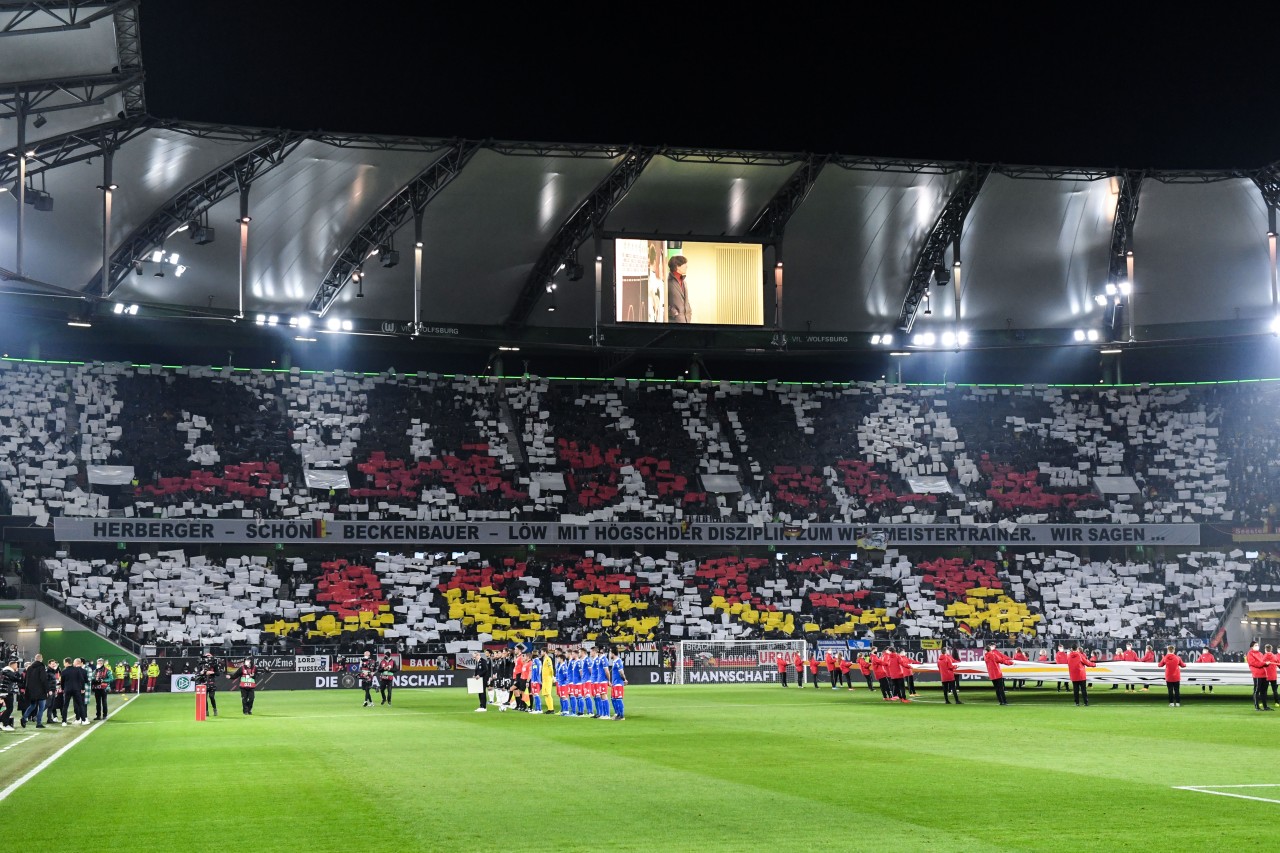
[{"left": 22, "top": 654, "right": 49, "bottom": 728}]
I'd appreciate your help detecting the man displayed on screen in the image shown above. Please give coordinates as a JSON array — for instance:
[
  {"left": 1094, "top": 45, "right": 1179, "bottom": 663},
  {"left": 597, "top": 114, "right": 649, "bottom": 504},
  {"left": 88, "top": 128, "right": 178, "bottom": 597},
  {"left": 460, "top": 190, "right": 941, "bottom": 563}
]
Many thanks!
[{"left": 668, "top": 255, "right": 691, "bottom": 323}]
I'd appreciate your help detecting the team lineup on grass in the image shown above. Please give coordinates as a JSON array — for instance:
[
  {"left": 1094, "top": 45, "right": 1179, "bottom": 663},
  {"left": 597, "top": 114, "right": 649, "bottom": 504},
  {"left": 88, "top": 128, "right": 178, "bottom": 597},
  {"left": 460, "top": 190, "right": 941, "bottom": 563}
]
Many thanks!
[
  {"left": 9, "top": 638, "right": 1280, "bottom": 732},
  {"left": 3, "top": 684, "right": 1280, "bottom": 852}
]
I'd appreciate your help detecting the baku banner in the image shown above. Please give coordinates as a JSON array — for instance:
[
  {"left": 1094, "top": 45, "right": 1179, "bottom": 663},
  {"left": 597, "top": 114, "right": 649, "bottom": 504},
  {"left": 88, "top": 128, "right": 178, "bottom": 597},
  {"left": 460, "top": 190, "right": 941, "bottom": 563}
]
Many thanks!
[{"left": 52, "top": 519, "right": 1201, "bottom": 546}]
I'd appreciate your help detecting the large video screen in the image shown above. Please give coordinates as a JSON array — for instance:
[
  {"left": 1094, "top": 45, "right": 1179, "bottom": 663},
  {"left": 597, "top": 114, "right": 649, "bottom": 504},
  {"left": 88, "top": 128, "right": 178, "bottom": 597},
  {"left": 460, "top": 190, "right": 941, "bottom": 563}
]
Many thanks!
[{"left": 614, "top": 238, "right": 763, "bottom": 326}]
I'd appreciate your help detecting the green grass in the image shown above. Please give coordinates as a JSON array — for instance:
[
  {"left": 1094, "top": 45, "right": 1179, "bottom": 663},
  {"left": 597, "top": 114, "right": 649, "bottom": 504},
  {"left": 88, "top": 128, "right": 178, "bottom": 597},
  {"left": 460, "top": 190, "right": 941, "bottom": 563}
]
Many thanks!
[{"left": 1, "top": 684, "right": 1277, "bottom": 851}]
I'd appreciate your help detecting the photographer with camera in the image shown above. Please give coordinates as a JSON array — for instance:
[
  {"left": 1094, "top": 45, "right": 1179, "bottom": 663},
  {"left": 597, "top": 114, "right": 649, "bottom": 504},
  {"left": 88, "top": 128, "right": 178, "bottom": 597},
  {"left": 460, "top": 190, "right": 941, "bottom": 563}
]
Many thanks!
[{"left": 194, "top": 652, "right": 221, "bottom": 717}]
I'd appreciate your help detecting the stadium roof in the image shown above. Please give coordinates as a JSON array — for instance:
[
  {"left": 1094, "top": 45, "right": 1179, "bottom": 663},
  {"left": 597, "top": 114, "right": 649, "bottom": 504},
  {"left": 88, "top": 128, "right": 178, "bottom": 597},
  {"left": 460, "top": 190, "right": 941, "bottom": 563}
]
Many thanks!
[{"left": 2, "top": 3, "right": 1280, "bottom": 374}]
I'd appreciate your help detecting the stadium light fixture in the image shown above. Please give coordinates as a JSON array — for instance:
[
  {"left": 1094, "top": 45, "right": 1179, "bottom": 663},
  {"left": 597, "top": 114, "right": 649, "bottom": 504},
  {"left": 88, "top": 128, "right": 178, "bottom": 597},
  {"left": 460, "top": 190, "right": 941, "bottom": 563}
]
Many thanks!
[
  {"left": 341, "top": 320, "right": 353, "bottom": 331},
  {"left": 880, "top": 333, "right": 893, "bottom": 347},
  {"left": 294, "top": 336, "right": 317, "bottom": 343},
  {"left": 1105, "top": 283, "right": 1117, "bottom": 296},
  {"left": 175, "top": 265, "right": 187, "bottom": 277},
  {"left": 113, "top": 303, "right": 124, "bottom": 315},
  {"left": 268, "top": 315, "right": 279, "bottom": 326},
  {"left": 1100, "top": 347, "right": 1122, "bottom": 355},
  {"left": 292, "top": 315, "right": 312, "bottom": 330},
  {"left": 1093, "top": 294, "right": 1108, "bottom": 307},
  {"left": 1086, "top": 329, "right": 1100, "bottom": 342},
  {"left": 912, "top": 332, "right": 935, "bottom": 347},
  {"left": 151, "top": 249, "right": 164, "bottom": 263},
  {"left": 32, "top": 114, "right": 47, "bottom": 129},
  {"left": 255, "top": 314, "right": 266, "bottom": 325},
  {"left": 1271, "top": 315, "right": 1280, "bottom": 336},
  {"left": 1073, "top": 329, "right": 1086, "bottom": 342},
  {"left": 870, "top": 334, "right": 881, "bottom": 345},
  {"left": 1117, "top": 280, "right": 1132, "bottom": 296},
  {"left": 67, "top": 319, "right": 92, "bottom": 328},
  {"left": 326, "top": 317, "right": 341, "bottom": 331}
]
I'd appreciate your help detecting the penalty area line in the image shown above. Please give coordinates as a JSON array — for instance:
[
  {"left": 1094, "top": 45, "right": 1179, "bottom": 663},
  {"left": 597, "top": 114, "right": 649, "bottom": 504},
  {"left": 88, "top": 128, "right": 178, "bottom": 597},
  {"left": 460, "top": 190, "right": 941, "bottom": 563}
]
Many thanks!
[
  {"left": 0, "top": 695, "right": 136, "bottom": 803},
  {"left": 1174, "top": 785, "right": 1280, "bottom": 805}
]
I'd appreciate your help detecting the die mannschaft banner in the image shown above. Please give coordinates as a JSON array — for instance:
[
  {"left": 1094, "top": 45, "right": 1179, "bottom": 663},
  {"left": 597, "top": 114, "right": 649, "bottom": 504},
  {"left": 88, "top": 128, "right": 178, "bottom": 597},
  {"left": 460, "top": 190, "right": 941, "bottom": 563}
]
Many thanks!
[{"left": 52, "top": 519, "right": 1201, "bottom": 547}]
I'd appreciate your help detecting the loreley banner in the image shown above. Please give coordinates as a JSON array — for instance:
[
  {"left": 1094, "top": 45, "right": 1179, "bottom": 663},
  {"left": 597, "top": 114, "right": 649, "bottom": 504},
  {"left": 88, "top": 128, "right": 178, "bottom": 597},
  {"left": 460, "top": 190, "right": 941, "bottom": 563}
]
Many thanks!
[{"left": 51, "top": 519, "right": 1202, "bottom": 546}]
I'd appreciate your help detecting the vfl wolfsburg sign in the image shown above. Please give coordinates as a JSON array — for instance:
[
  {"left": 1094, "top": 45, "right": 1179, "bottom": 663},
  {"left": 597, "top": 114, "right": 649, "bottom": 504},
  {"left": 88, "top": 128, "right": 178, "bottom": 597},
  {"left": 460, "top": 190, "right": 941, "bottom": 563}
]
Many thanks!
[{"left": 52, "top": 519, "right": 1200, "bottom": 546}]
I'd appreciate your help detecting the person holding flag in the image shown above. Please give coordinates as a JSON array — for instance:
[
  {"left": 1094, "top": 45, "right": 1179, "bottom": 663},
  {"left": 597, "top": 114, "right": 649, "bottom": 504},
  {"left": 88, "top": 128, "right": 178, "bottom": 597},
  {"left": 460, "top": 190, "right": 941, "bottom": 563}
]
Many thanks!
[
  {"left": 937, "top": 647, "right": 961, "bottom": 705},
  {"left": 1197, "top": 647, "right": 1217, "bottom": 693},
  {"left": 1159, "top": 645, "right": 1186, "bottom": 707},
  {"left": 984, "top": 643, "right": 1014, "bottom": 706},
  {"left": 1247, "top": 640, "right": 1272, "bottom": 711},
  {"left": 1067, "top": 644, "right": 1094, "bottom": 707},
  {"left": 1011, "top": 648, "right": 1029, "bottom": 689}
]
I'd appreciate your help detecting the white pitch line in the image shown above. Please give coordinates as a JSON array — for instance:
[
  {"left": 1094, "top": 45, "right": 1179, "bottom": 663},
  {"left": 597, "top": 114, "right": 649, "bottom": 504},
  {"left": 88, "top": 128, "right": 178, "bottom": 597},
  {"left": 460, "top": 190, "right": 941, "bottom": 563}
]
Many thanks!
[
  {"left": 1175, "top": 784, "right": 1280, "bottom": 789},
  {"left": 0, "top": 695, "right": 135, "bottom": 803},
  {"left": 1173, "top": 786, "right": 1280, "bottom": 805},
  {"left": 0, "top": 733, "right": 39, "bottom": 753}
]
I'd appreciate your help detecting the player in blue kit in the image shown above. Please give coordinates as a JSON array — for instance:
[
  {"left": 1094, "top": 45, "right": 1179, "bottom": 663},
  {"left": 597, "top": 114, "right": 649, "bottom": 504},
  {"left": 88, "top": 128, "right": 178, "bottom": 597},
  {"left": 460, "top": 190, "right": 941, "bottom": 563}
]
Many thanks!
[
  {"left": 570, "top": 649, "right": 586, "bottom": 716},
  {"left": 593, "top": 648, "right": 609, "bottom": 712},
  {"left": 529, "top": 652, "right": 544, "bottom": 713},
  {"left": 608, "top": 649, "right": 627, "bottom": 721},
  {"left": 588, "top": 648, "right": 604, "bottom": 712},
  {"left": 555, "top": 653, "right": 571, "bottom": 716}
]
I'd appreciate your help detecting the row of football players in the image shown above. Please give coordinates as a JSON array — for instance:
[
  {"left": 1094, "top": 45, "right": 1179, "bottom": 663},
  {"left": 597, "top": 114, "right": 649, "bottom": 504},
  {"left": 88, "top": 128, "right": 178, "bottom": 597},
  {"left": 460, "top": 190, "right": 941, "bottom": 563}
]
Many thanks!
[{"left": 476, "top": 647, "right": 628, "bottom": 720}]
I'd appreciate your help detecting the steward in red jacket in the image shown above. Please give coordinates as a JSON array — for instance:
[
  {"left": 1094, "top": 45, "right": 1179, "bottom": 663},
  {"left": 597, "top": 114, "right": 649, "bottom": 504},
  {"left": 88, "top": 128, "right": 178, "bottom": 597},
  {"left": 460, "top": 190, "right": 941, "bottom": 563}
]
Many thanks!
[
  {"left": 984, "top": 645, "right": 1014, "bottom": 706},
  {"left": 1158, "top": 646, "right": 1185, "bottom": 708},
  {"left": 937, "top": 649, "right": 962, "bottom": 705},
  {"left": 1066, "top": 646, "right": 1094, "bottom": 707},
  {"left": 775, "top": 654, "right": 790, "bottom": 688},
  {"left": 1247, "top": 642, "right": 1272, "bottom": 711}
]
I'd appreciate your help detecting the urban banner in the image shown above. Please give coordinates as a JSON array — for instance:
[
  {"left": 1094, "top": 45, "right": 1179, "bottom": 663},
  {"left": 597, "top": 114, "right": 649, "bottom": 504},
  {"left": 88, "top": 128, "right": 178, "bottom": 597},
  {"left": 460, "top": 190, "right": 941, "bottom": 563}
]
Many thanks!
[{"left": 52, "top": 519, "right": 1201, "bottom": 546}]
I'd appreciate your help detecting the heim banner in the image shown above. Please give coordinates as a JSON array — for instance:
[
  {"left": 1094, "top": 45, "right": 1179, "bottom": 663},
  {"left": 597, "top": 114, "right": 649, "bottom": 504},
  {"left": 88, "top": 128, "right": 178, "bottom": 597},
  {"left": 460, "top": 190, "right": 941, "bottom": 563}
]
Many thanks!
[{"left": 52, "top": 519, "right": 1201, "bottom": 546}]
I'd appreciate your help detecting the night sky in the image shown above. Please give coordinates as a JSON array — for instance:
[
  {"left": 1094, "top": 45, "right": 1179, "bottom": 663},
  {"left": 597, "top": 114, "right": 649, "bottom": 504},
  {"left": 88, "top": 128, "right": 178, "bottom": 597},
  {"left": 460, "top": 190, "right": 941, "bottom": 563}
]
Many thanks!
[{"left": 138, "top": 4, "right": 1280, "bottom": 171}]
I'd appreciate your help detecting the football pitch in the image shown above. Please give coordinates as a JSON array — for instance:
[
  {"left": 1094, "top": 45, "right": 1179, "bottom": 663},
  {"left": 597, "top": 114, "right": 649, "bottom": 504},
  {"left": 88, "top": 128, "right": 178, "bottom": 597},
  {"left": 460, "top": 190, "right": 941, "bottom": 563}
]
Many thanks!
[{"left": 1, "top": 683, "right": 1276, "bottom": 851}]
